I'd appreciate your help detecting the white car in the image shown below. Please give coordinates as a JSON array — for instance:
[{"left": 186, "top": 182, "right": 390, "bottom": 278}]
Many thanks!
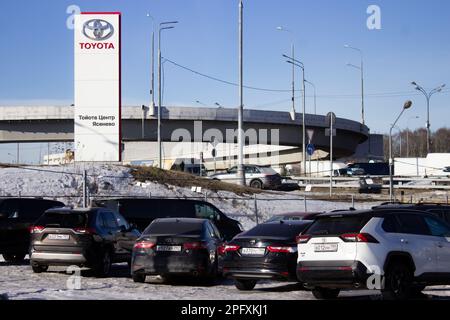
[
  {"left": 296, "top": 209, "right": 450, "bottom": 299},
  {"left": 209, "top": 165, "right": 282, "bottom": 189}
]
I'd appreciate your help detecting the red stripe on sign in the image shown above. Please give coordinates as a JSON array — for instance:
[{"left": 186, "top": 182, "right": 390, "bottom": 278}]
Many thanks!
[{"left": 118, "top": 13, "right": 122, "bottom": 162}]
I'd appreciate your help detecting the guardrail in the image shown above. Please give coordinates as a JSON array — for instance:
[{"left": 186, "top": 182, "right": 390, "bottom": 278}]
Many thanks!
[{"left": 288, "top": 175, "right": 450, "bottom": 190}]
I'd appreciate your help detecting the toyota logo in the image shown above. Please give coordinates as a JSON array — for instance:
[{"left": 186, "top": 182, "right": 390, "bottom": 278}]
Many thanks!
[{"left": 83, "top": 19, "right": 114, "bottom": 41}]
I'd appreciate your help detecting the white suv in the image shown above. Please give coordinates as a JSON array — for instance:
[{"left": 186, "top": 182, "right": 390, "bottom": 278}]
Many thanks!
[{"left": 296, "top": 209, "right": 450, "bottom": 299}]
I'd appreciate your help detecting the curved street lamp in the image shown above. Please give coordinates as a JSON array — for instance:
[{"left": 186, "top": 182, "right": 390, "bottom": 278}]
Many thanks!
[
  {"left": 410, "top": 81, "right": 446, "bottom": 154},
  {"left": 389, "top": 100, "right": 413, "bottom": 201},
  {"left": 285, "top": 56, "right": 307, "bottom": 175},
  {"left": 344, "top": 45, "right": 365, "bottom": 125},
  {"left": 157, "top": 21, "right": 178, "bottom": 168}
]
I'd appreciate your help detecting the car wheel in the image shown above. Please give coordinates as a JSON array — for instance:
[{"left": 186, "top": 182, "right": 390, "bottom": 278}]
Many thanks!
[
  {"left": 94, "top": 250, "right": 112, "bottom": 277},
  {"left": 234, "top": 279, "right": 257, "bottom": 291},
  {"left": 382, "top": 262, "right": 413, "bottom": 300},
  {"left": 31, "top": 264, "right": 48, "bottom": 273},
  {"left": 250, "top": 179, "right": 263, "bottom": 189},
  {"left": 311, "top": 288, "right": 340, "bottom": 299},
  {"left": 160, "top": 275, "right": 172, "bottom": 284},
  {"left": 2, "top": 253, "right": 26, "bottom": 263},
  {"left": 132, "top": 273, "right": 146, "bottom": 283}
]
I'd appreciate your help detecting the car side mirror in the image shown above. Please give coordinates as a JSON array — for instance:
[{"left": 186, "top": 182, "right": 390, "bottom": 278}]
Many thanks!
[{"left": 120, "top": 225, "right": 127, "bottom": 233}]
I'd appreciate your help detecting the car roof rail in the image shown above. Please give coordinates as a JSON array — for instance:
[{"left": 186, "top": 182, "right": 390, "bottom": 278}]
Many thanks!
[
  {"left": 379, "top": 201, "right": 403, "bottom": 206},
  {"left": 330, "top": 208, "right": 355, "bottom": 213}
]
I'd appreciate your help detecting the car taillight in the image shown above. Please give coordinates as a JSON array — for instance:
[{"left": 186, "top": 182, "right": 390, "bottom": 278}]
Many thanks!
[
  {"left": 267, "top": 245, "right": 297, "bottom": 253},
  {"left": 340, "top": 233, "right": 379, "bottom": 243},
  {"left": 217, "top": 244, "right": 226, "bottom": 255},
  {"left": 296, "top": 235, "right": 311, "bottom": 244},
  {"left": 133, "top": 241, "right": 156, "bottom": 250},
  {"left": 73, "top": 227, "right": 96, "bottom": 235},
  {"left": 223, "top": 244, "right": 240, "bottom": 252},
  {"left": 183, "top": 242, "right": 207, "bottom": 250},
  {"left": 29, "top": 226, "right": 44, "bottom": 234}
]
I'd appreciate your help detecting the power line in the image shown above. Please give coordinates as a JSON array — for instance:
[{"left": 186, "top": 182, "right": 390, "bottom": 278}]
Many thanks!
[
  {"left": 163, "top": 57, "right": 292, "bottom": 92},
  {"left": 163, "top": 57, "right": 450, "bottom": 98}
]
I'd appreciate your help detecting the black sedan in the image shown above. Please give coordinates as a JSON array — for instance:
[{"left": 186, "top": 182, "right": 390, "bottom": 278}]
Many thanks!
[
  {"left": 131, "top": 218, "right": 223, "bottom": 283},
  {"left": 221, "top": 220, "right": 312, "bottom": 290}
]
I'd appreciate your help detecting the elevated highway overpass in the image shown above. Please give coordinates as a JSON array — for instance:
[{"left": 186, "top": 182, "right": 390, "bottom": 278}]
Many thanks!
[{"left": 0, "top": 106, "right": 369, "bottom": 159}]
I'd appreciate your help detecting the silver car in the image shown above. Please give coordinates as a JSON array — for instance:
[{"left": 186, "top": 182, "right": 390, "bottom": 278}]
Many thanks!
[{"left": 210, "top": 165, "right": 282, "bottom": 189}]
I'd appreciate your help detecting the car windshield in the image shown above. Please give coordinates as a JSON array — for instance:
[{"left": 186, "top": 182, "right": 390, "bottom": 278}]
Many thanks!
[
  {"left": 306, "top": 215, "right": 370, "bottom": 236},
  {"left": 143, "top": 221, "right": 203, "bottom": 236},
  {"left": 36, "top": 211, "right": 88, "bottom": 228}
]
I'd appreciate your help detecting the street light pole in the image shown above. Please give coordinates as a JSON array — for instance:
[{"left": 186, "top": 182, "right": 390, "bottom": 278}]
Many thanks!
[
  {"left": 389, "top": 100, "right": 413, "bottom": 202},
  {"left": 344, "top": 45, "right": 364, "bottom": 125},
  {"left": 291, "top": 43, "right": 295, "bottom": 120},
  {"left": 410, "top": 82, "right": 446, "bottom": 154},
  {"left": 285, "top": 57, "right": 306, "bottom": 175},
  {"left": 237, "top": 0, "right": 245, "bottom": 186},
  {"left": 147, "top": 13, "right": 156, "bottom": 116},
  {"left": 158, "top": 21, "right": 178, "bottom": 169}
]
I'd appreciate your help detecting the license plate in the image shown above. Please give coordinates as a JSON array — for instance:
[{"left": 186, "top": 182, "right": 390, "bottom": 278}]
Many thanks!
[
  {"left": 241, "top": 247, "right": 266, "bottom": 255},
  {"left": 48, "top": 234, "right": 70, "bottom": 240},
  {"left": 156, "top": 245, "right": 182, "bottom": 252},
  {"left": 314, "top": 243, "right": 338, "bottom": 252}
]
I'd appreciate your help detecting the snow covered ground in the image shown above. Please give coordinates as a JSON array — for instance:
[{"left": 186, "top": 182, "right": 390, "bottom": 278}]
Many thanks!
[{"left": 1, "top": 257, "right": 449, "bottom": 300}]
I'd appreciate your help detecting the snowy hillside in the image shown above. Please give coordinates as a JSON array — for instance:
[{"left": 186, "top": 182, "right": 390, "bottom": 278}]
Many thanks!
[{"left": 0, "top": 163, "right": 381, "bottom": 229}]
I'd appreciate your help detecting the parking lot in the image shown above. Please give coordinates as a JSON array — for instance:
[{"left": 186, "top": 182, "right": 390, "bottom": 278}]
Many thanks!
[{"left": 1, "top": 256, "right": 449, "bottom": 300}]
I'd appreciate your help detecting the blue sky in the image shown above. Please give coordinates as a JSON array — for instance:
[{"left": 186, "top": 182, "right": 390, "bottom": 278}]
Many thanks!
[{"left": 0, "top": 0, "right": 449, "bottom": 162}]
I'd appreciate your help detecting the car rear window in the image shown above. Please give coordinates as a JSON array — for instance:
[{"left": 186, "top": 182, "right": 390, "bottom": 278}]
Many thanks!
[
  {"left": 36, "top": 211, "right": 88, "bottom": 228},
  {"left": 306, "top": 215, "right": 370, "bottom": 236},
  {"left": 114, "top": 199, "right": 195, "bottom": 219},
  {"left": 238, "top": 222, "right": 310, "bottom": 239},
  {"left": 143, "top": 221, "right": 203, "bottom": 236}
]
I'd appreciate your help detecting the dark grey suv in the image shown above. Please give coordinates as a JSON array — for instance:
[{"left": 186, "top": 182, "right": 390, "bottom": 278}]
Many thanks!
[
  {"left": 29, "top": 207, "right": 140, "bottom": 276},
  {"left": 0, "top": 198, "right": 64, "bottom": 263}
]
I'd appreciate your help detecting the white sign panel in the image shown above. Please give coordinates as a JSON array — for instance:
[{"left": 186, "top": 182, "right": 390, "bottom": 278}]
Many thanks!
[{"left": 74, "top": 12, "right": 121, "bottom": 162}]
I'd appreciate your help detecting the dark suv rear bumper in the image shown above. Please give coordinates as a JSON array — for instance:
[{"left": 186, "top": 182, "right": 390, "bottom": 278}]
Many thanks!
[
  {"left": 223, "top": 268, "right": 294, "bottom": 281},
  {"left": 297, "top": 260, "right": 369, "bottom": 288},
  {"left": 132, "top": 254, "right": 210, "bottom": 276}
]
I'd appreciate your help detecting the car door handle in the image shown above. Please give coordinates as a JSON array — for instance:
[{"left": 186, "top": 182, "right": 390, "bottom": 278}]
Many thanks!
[
  {"left": 400, "top": 238, "right": 409, "bottom": 244},
  {"left": 437, "top": 243, "right": 444, "bottom": 248}
]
